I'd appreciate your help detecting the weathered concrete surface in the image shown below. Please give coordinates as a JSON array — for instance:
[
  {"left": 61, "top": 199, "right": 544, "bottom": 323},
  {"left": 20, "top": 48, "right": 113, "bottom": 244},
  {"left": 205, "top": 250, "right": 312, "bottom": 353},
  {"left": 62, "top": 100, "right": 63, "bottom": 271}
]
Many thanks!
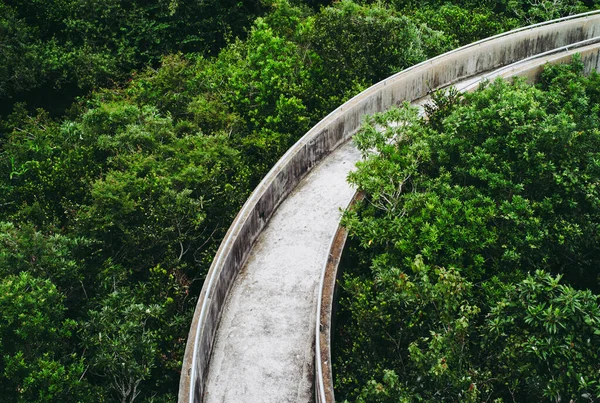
[
  {"left": 461, "top": 38, "right": 600, "bottom": 89},
  {"left": 180, "top": 11, "right": 600, "bottom": 403},
  {"left": 204, "top": 141, "right": 361, "bottom": 403}
]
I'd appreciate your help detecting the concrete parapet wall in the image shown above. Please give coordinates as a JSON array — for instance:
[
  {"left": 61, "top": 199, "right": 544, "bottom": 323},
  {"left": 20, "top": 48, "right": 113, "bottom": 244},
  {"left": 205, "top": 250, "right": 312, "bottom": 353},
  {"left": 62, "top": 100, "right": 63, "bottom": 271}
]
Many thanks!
[{"left": 179, "top": 11, "right": 600, "bottom": 403}]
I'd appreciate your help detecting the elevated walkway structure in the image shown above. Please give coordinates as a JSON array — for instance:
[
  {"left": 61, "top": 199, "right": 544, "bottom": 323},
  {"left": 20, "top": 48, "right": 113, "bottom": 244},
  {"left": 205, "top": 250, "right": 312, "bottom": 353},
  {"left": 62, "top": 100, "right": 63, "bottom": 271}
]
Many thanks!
[{"left": 179, "top": 12, "right": 600, "bottom": 403}]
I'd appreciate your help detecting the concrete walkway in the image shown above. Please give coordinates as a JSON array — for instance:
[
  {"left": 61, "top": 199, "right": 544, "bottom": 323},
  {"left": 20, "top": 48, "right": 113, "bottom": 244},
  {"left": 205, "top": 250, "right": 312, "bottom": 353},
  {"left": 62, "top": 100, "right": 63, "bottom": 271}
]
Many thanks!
[
  {"left": 201, "top": 36, "right": 600, "bottom": 403},
  {"left": 203, "top": 141, "right": 361, "bottom": 403}
]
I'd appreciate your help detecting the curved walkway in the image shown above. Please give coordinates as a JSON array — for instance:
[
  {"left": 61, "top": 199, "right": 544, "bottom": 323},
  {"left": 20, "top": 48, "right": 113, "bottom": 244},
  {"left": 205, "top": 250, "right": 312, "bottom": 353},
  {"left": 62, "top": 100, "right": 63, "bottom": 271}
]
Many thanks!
[
  {"left": 179, "top": 12, "right": 600, "bottom": 403},
  {"left": 204, "top": 141, "right": 360, "bottom": 402},
  {"left": 206, "top": 40, "right": 600, "bottom": 402}
]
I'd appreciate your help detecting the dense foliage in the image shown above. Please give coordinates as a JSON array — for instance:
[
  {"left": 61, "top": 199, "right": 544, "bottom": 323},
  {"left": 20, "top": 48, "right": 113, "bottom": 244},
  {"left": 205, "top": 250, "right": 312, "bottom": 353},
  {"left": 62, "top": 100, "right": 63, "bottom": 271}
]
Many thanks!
[
  {"left": 334, "top": 59, "right": 600, "bottom": 402},
  {"left": 0, "top": 0, "right": 267, "bottom": 116},
  {"left": 2, "top": 0, "right": 600, "bottom": 400}
]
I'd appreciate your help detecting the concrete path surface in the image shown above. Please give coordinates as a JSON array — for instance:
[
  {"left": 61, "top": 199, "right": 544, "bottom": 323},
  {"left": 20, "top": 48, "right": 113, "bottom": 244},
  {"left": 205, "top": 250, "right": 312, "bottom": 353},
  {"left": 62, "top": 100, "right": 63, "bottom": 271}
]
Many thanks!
[{"left": 203, "top": 141, "right": 361, "bottom": 403}]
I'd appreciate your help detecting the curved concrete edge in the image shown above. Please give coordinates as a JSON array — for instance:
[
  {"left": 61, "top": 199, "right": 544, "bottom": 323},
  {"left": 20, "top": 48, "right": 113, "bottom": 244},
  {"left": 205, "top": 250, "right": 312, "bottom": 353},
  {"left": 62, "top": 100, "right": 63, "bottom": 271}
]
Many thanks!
[
  {"left": 464, "top": 37, "right": 600, "bottom": 90},
  {"left": 315, "top": 192, "right": 364, "bottom": 403},
  {"left": 314, "top": 35, "right": 600, "bottom": 403},
  {"left": 179, "top": 11, "right": 600, "bottom": 403}
]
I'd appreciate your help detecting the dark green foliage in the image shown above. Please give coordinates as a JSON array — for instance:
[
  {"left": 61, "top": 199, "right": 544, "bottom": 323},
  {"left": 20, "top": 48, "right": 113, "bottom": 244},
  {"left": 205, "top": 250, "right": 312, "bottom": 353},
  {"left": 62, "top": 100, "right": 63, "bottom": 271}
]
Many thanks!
[
  {"left": 411, "top": 4, "right": 517, "bottom": 47},
  {"left": 0, "top": 0, "right": 450, "bottom": 396},
  {"left": 3, "top": 0, "right": 597, "bottom": 400},
  {"left": 81, "top": 287, "right": 164, "bottom": 403},
  {"left": 0, "top": 4, "right": 44, "bottom": 99},
  {"left": 0, "top": 222, "right": 89, "bottom": 311},
  {"left": 0, "top": 0, "right": 266, "bottom": 116},
  {"left": 335, "top": 60, "right": 600, "bottom": 401},
  {"left": 0, "top": 80, "right": 251, "bottom": 400},
  {"left": 308, "top": 0, "right": 452, "bottom": 109},
  {"left": 507, "top": 0, "right": 589, "bottom": 24}
]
